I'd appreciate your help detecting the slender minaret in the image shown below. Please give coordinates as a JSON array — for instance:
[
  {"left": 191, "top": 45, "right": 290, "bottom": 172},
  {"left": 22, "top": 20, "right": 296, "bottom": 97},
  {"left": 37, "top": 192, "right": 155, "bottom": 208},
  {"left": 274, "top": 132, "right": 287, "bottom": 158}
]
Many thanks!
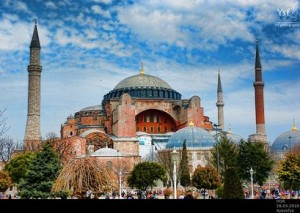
[
  {"left": 249, "top": 40, "right": 267, "bottom": 144},
  {"left": 216, "top": 69, "right": 224, "bottom": 131},
  {"left": 24, "top": 21, "right": 42, "bottom": 151}
]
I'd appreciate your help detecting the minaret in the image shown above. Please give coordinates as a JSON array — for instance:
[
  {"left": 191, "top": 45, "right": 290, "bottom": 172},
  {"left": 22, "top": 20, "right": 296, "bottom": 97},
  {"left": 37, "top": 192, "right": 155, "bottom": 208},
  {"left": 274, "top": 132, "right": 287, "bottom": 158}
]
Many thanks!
[
  {"left": 249, "top": 40, "right": 267, "bottom": 144},
  {"left": 24, "top": 21, "right": 42, "bottom": 151},
  {"left": 216, "top": 69, "right": 224, "bottom": 131}
]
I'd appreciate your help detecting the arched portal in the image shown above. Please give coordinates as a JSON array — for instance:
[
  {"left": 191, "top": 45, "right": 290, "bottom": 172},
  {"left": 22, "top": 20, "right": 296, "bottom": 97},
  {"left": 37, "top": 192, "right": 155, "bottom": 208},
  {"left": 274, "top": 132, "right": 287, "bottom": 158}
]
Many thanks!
[
  {"left": 85, "top": 132, "right": 113, "bottom": 153},
  {"left": 135, "top": 109, "right": 177, "bottom": 134}
]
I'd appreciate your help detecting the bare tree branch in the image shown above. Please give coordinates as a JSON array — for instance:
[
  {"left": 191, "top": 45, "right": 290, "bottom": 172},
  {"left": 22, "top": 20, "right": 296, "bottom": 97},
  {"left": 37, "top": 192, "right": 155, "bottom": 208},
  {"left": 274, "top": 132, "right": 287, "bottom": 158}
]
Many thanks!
[
  {"left": 0, "top": 137, "right": 22, "bottom": 164},
  {"left": 52, "top": 157, "right": 118, "bottom": 198}
]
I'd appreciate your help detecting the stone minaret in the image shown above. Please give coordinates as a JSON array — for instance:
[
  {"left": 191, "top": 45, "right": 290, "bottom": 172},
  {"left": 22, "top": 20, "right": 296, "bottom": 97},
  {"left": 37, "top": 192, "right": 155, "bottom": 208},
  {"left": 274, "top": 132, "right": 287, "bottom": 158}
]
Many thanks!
[
  {"left": 216, "top": 70, "right": 224, "bottom": 131},
  {"left": 249, "top": 41, "right": 267, "bottom": 144},
  {"left": 24, "top": 21, "right": 42, "bottom": 150}
]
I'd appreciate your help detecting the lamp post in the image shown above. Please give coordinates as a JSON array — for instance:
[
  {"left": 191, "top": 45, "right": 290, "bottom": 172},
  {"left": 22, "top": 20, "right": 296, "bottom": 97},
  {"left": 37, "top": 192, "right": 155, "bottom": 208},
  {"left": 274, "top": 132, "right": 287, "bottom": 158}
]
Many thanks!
[
  {"left": 171, "top": 148, "right": 179, "bottom": 199},
  {"left": 213, "top": 124, "right": 220, "bottom": 176},
  {"left": 250, "top": 167, "right": 254, "bottom": 199},
  {"left": 119, "top": 170, "right": 122, "bottom": 199}
]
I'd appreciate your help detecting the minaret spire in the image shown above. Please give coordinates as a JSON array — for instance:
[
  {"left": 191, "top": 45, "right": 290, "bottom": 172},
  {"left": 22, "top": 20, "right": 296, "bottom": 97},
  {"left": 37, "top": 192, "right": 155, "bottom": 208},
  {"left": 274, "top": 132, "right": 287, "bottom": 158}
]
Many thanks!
[
  {"left": 30, "top": 20, "right": 41, "bottom": 49},
  {"left": 255, "top": 39, "right": 261, "bottom": 69},
  {"left": 24, "top": 21, "right": 42, "bottom": 151},
  {"left": 249, "top": 40, "right": 267, "bottom": 144},
  {"left": 216, "top": 69, "right": 224, "bottom": 131}
]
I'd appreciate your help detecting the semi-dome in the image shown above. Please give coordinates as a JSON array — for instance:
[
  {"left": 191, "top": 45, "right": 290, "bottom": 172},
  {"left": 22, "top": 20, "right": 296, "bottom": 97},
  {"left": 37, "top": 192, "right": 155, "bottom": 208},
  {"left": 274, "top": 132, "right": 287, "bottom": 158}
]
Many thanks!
[
  {"left": 166, "top": 123, "right": 216, "bottom": 149},
  {"left": 114, "top": 74, "right": 172, "bottom": 90},
  {"left": 102, "top": 70, "right": 182, "bottom": 105},
  {"left": 90, "top": 147, "right": 123, "bottom": 157},
  {"left": 271, "top": 120, "right": 300, "bottom": 152}
]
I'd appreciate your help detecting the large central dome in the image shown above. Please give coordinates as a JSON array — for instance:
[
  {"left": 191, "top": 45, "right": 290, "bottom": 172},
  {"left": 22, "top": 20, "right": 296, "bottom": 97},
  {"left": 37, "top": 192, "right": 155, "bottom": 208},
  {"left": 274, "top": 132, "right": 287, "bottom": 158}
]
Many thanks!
[
  {"left": 114, "top": 74, "right": 172, "bottom": 90},
  {"left": 102, "top": 72, "right": 182, "bottom": 105}
]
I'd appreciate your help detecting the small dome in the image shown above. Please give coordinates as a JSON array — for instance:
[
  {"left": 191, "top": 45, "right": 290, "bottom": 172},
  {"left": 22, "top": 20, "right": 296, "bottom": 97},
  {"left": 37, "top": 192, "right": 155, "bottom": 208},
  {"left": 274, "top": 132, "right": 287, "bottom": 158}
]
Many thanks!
[
  {"left": 114, "top": 74, "right": 172, "bottom": 90},
  {"left": 271, "top": 130, "right": 300, "bottom": 152},
  {"left": 90, "top": 147, "right": 123, "bottom": 157},
  {"left": 225, "top": 132, "right": 244, "bottom": 144},
  {"left": 272, "top": 120, "right": 300, "bottom": 152},
  {"left": 80, "top": 105, "right": 102, "bottom": 112},
  {"left": 166, "top": 125, "right": 216, "bottom": 149}
]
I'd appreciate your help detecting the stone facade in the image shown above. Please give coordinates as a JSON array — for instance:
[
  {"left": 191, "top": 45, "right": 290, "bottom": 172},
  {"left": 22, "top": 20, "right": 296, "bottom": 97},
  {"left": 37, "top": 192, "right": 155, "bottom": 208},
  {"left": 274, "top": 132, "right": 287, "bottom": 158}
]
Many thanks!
[{"left": 24, "top": 24, "right": 42, "bottom": 150}]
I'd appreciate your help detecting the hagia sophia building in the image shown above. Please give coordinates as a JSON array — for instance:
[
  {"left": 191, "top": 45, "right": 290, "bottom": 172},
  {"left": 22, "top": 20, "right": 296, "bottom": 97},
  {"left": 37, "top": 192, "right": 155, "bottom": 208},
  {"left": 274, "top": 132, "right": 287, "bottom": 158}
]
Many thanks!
[{"left": 23, "top": 23, "right": 300, "bottom": 184}]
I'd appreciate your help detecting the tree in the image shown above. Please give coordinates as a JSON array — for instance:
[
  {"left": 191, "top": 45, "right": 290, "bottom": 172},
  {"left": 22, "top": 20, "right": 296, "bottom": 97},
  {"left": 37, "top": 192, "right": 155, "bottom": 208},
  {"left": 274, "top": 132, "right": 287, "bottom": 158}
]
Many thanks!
[
  {"left": 0, "top": 170, "right": 11, "bottom": 192},
  {"left": 127, "top": 161, "right": 166, "bottom": 191},
  {"left": 18, "top": 142, "right": 62, "bottom": 198},
  {"left": 237, "top": 140, "right": 274, "bottom": 186},
  {"left": 276, "top": 152, "right": 300, "bottom": 189},
  {"left": 223, "top": 167, "right": 244, "bottom": 199},
  {"left": 44, "top": 132, "right": 72, "bottom": 164},
  {"left": 191, "top": 165, "right": 221, "bottom": 199},
  {"left": 52, "top": 157, "right": 117, "bottom": 198},
  {"left": 157, "top": 150, "right": 181, "bottom": 187},
  {"left": 210, "top": 136, "right": 238, "bottom": 179},
  {"left": 0, "top": 137, "right": 23, "bottom": 164},
  {"left": 4, "top": 151, "right": 36, "bottom": 184},
  {"left": 179, "top": 140, "right": 190, "bottom": 187}
]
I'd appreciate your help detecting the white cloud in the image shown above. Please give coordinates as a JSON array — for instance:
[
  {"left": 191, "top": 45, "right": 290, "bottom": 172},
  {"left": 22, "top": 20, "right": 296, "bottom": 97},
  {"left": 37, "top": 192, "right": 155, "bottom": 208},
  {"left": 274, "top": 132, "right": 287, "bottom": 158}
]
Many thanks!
[
  {"left": 93, "top": 0, "right": 112, "bottom": 4},
  {"left": 91, "top": 5, "right": 111, "bottom": 18},
  {"left": 0, "top": 15, "right": 51, "bottom": 51},
  {"left": 45, "top": 1, "right": 57, "bottom": 9}
]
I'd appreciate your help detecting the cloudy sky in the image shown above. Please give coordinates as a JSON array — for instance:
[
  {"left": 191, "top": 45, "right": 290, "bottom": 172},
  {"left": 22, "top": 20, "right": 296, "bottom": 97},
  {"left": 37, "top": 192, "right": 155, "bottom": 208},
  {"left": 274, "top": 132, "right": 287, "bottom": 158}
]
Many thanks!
[{"left": 0, "top": 0, "right": 299, "bottom": 145}]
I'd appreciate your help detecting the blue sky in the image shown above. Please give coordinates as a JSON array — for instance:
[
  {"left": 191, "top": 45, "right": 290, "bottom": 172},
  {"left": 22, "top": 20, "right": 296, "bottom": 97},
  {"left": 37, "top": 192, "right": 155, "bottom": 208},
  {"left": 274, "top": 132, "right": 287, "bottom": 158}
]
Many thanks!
[{"left": 0, "top": 0, "right": 299, "bottom": 145}]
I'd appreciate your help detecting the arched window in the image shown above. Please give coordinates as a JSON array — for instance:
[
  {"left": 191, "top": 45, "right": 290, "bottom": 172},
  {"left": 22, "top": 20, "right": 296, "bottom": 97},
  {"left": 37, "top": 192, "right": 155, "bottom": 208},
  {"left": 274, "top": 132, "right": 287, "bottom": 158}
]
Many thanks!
[
  {"left": 197, "top": 153, "right": 201, "bottom": 160},
  {"left": 70, "top": 131, "right": 73, "bottom": 136},
  {"left": 188, "top": 153, "right": 193, "bottom": 161}
]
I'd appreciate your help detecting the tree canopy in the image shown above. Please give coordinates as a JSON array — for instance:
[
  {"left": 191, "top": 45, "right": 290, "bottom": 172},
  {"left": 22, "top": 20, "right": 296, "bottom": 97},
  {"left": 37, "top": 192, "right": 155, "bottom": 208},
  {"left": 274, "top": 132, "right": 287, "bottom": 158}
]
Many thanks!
[
  {"left": 0, "top": 170, "right": 11, "bottom": 192},
  {"left": 4, "top": 151, "right": 36, "bottom": 184},
  {"left": 192, "top": 165, "right": 221, "bottom": 198},
  {"left": 210, "top": 136, "right": 238, "bottom": 179},
  {"left": 127, "top": 161, "right": 166, "bottom": 191},
  {"left": 179, "top": 140, "right": 190, "bottom": 187},
  {"left": 237, "top": 140, "right": 274, "bottom": 186},
  {"left": 223, "top": 167, "right": 244, "bottom": 199},
  {"left": 276, "top": 151, "right": 300, "bottom": 189},
  {"left": 18, "top": 142, "right": 62, "bottom": 198}
]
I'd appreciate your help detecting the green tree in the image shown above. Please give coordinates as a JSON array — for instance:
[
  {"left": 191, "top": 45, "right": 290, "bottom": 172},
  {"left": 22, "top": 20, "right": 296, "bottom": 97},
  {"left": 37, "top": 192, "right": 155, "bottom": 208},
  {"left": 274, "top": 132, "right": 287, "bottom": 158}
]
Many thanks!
[
  {"left": 127, "top": 161, "right": 166, "bottom": 191},
  {"left": 210, "top": 136, "right": 238, "bottom": 179},
  {"left": 179, "top": 140, "right": 190, "bottom": 187},
  {"left": 192, "top": 165, "right": 221, "bottom": 199},
  {"left": 237, "top": 140, "right": 274, "bottom": 186},
  {"left": 223, "top": 167, "right": 244, "bottom": 199},
  {"left": 18, "top": 142, "right": 62, "bottom": 198},
  {"left": 276, "top": 152, "right": 300, "bottom": 189},
  {"left": 4, "top": 151, "right": 36, "bottom": 184},
  {"left": 0, "top": 170, "right": 11, "bottom": 192}
]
